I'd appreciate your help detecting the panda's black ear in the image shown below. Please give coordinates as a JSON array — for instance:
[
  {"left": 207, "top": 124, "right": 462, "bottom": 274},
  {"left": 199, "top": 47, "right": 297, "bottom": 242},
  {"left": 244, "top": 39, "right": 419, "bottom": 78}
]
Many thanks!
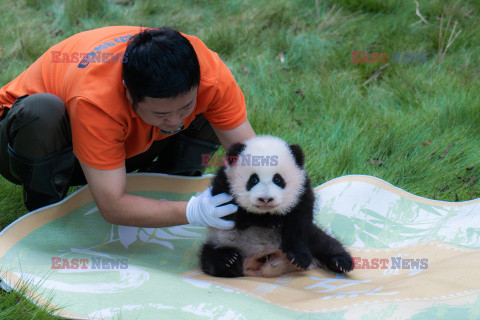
[
  {"left": 226, "top": 142, "right": 246, "bottom": 166},
  {"left": 289, "top": 144, "right": 305, "bottom": 168}
]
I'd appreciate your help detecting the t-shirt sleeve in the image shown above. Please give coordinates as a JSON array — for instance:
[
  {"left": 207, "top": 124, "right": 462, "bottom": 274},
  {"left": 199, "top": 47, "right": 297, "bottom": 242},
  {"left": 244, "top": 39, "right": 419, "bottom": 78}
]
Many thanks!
[
  {"left": 202, "top": 61, "right": 247, "bottom": 131},
  {"left": 68, "top": 97, "right": 126, "bottom": 170}
]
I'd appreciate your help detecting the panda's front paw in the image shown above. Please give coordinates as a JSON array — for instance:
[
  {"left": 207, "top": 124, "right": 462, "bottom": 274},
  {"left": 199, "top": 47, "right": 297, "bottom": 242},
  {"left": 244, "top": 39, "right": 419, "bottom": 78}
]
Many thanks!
[
  {"left": 286, "top": 248, "right": 312, "bottom": 270},
  {"left": 326, "top": 254, "right": 353, "bottom": 273}
]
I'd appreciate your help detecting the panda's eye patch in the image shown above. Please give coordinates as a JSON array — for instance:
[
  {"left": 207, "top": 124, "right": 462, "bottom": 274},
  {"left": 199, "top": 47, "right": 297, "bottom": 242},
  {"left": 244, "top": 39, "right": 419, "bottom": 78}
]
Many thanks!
[
  {"left": 272, "top": 174, "right": 285, "bottom": 188},
  {"left": 246, "top": 174, "right": 260, "bottom": 191}
]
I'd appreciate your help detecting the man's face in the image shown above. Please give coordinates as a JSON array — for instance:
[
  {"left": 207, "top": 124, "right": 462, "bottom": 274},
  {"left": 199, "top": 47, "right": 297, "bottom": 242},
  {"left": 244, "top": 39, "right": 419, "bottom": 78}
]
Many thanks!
[{"left": 130, "top": 87, "right": 198, "bottom": 133}]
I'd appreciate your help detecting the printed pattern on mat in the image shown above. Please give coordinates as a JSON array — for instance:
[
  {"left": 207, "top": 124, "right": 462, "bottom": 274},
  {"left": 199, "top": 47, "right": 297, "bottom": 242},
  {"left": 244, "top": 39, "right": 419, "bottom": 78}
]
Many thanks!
[{"left": 0, "top": 176, "right": 479, "bottom": 320}]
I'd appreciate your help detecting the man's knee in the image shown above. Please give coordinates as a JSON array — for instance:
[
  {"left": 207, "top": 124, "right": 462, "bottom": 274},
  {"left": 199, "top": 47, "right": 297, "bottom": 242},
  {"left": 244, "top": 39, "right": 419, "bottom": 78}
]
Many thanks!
[
  {"left": 8, "top": 145, "right": 76, "bottom": 211},
  {"left": 0, "top": 93, "right": 75, "bottom": 210},
  {"left": 7, "top": 93, "right": 71, "bottom": 159}
]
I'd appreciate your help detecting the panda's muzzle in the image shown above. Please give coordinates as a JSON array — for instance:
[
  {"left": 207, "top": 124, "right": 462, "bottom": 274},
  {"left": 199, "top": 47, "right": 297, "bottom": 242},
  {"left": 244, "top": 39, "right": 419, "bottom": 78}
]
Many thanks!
[
  {"left": 255, "top": 197, "right": 277, "bottom": 209},
  {"left": 258, "top": 197, "right": 274, "bottom": 204}
]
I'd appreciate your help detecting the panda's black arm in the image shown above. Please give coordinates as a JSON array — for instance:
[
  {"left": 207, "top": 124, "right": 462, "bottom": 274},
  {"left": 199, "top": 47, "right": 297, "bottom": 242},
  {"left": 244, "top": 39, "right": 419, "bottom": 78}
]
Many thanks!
[
  {"left": 210, "top": 167, "right": 231, "bottom": 196},
  {"left": 210, "top": 166, "right": 237, "bottom": 222},
  {"left": 280, "top": 180, "right": 316, "bottom": 269}
]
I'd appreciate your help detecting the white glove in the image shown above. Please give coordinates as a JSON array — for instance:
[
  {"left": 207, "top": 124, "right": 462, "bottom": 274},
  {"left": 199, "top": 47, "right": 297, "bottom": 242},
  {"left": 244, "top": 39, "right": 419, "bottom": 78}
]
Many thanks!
[{"left": 186, "top": 186, "right": 237, "bottom": 230}]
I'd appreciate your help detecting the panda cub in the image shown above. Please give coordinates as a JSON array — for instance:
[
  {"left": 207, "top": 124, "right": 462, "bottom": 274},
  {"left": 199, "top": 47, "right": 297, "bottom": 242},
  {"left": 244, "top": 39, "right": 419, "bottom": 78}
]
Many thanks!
[{"left": 200, "top": 135, "right": 353, "bottom": 278}]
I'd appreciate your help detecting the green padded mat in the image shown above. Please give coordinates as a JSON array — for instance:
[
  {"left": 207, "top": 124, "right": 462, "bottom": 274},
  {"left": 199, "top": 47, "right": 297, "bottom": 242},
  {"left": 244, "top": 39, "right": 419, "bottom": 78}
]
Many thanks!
[{"left": 0, "top": 173, "right": 479, "bottom": 319}]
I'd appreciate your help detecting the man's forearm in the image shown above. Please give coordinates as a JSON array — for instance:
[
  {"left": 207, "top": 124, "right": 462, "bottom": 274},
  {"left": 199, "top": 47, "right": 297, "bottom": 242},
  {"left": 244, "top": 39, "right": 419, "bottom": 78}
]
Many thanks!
[{"left": 99, "top": 193, "right": 189, "bottom": 227}]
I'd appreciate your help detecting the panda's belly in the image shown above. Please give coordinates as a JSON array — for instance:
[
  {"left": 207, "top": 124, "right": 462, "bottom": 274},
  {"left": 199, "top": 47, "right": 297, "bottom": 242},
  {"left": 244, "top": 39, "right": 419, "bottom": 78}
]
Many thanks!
[{"left": 208, "top": 226, "right": 282, "bottom": 258}]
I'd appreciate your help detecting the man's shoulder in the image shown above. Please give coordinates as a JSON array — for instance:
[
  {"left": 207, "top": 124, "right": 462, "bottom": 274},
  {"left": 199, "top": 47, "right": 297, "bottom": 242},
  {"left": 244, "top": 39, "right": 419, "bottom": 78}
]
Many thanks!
[
  {"left": 183, "top": 35, "right": 225, "bottom": 83},
  {"left": 67, "top": 95, "right": 132, "bottom": 128}
]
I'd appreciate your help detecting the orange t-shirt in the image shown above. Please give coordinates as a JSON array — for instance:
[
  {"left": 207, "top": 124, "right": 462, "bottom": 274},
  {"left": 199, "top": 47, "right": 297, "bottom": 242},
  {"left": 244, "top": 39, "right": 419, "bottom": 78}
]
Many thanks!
[{"left": 0, "top": 26, "right": 247, "bottom": 170}]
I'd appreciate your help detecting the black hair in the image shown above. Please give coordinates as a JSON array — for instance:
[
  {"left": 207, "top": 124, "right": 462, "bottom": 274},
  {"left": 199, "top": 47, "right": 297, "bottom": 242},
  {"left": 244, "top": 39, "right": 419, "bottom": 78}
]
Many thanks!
[{"left": 122, "top": 27, "right": 200, "bottom": 108}]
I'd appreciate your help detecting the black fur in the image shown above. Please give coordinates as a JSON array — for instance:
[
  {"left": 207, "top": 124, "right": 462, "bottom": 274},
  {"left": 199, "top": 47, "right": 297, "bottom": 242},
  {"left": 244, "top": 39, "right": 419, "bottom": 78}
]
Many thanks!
[
  {"left": 201, "top": 139, "right": 353, "bottom": 277},
  {"left": 246, "top": 174, "right": 260, "bottom": 191},
  {"left": 225, "top": 142, "right": 246, "bottom": 165},
  {"left": 210, "top": 165, "right": 283, "bottom": 229},
  {"left": 289, "top": 144, "right": 305, "bottom": 168},
  {"left": 272, "top": 173, "right": 285, "bottom": 189},
  {"left": 200, "top": 244, "right": 244, "bottom": 277}
]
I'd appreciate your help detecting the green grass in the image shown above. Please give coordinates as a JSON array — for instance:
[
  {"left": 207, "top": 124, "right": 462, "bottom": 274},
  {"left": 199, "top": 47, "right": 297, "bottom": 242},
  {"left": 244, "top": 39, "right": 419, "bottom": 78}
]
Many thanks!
[
  {"left": 0, "top": 0, "right": 479, "bottom": 318},
  {"left": 0, "top": 282, "right": 63, "bottom": 320}
]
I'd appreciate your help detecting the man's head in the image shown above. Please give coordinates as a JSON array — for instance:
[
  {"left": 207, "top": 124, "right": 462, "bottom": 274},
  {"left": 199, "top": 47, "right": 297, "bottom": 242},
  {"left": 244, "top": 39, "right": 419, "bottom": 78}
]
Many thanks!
[{"left": 122, "top": 27, "right": 200, "bottom": 134}]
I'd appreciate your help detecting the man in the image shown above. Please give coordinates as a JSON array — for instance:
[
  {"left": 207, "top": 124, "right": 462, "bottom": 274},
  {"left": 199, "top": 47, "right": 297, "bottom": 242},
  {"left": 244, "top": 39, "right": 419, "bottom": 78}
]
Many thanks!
[{"left": 0, "top": 26, "right": 255, "bottom": 230}]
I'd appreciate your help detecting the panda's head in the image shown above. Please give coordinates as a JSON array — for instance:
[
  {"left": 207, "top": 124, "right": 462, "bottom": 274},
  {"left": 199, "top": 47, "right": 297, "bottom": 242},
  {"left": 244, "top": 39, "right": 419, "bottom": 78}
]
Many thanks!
[{"left": 224, "top": 135, "right": 306, "bottom": 215}]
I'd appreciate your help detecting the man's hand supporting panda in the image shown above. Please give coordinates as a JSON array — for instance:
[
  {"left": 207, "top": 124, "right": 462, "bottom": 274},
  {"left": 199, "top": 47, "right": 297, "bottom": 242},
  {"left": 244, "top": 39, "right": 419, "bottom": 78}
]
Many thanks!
[{"left": 186, "top": 186, "right": 237, "bottom": 230}]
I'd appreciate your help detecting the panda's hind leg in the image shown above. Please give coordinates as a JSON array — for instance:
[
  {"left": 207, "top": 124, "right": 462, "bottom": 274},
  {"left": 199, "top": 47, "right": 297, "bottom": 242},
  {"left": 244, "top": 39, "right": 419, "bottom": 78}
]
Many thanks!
[
  {"left": 200, "top": 244, "right": 244, "bottom": 277},
  {"left": 308, "top": 225, "right": 353, "bottom": 273}
]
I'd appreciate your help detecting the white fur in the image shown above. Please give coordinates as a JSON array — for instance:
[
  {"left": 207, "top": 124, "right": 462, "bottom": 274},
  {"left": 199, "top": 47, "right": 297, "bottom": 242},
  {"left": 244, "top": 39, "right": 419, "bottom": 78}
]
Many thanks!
[
  {"left": 208, "top": 226, "right": 281, "bottom": 257},
  {"left": 207, "top": 226, "right": 316, "bottom": 277},
  {"left": 225, "top": 135, "right": 306, "bottom": 215}
]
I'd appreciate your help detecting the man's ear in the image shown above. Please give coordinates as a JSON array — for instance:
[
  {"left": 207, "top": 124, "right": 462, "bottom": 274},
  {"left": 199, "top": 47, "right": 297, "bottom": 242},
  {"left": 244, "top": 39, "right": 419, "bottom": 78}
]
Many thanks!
[
  {"left": 123, "top": 81, "right": 133, "bottom": 104},
  {"left": 289, "top": 144, "right": 305, "bottom": 168},
  {"left": 226, "top": 142, "right": 246, "bottom": 166}
]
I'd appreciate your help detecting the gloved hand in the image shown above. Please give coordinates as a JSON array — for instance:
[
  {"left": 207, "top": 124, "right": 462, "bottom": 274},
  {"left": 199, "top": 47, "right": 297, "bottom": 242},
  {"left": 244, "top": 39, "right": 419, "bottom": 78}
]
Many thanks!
[{"left": 186, "top": 186, "right": 237, "bottom": 230}]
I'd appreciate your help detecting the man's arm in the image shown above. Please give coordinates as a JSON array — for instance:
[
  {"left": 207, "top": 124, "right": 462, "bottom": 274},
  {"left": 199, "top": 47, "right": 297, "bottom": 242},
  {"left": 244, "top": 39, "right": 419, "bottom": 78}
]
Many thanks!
[
  {"left": 80, "top": 117, "right": 254, "bottom": 227},
  {"left": 80, "top": 118, "right": 254, "bottom": 227},
  {"left": 80, "top": 162, "right": 189, "bottom": 227},
  {"left": 212, "top": 118, "right": 256, "bottom": 150}
]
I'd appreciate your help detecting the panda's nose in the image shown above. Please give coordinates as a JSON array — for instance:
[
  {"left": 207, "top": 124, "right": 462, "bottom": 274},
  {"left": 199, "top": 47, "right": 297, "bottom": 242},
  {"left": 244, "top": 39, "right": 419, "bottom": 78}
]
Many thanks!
[{"left": 258, "top": 197, "right": 274, "bottom": 204}]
